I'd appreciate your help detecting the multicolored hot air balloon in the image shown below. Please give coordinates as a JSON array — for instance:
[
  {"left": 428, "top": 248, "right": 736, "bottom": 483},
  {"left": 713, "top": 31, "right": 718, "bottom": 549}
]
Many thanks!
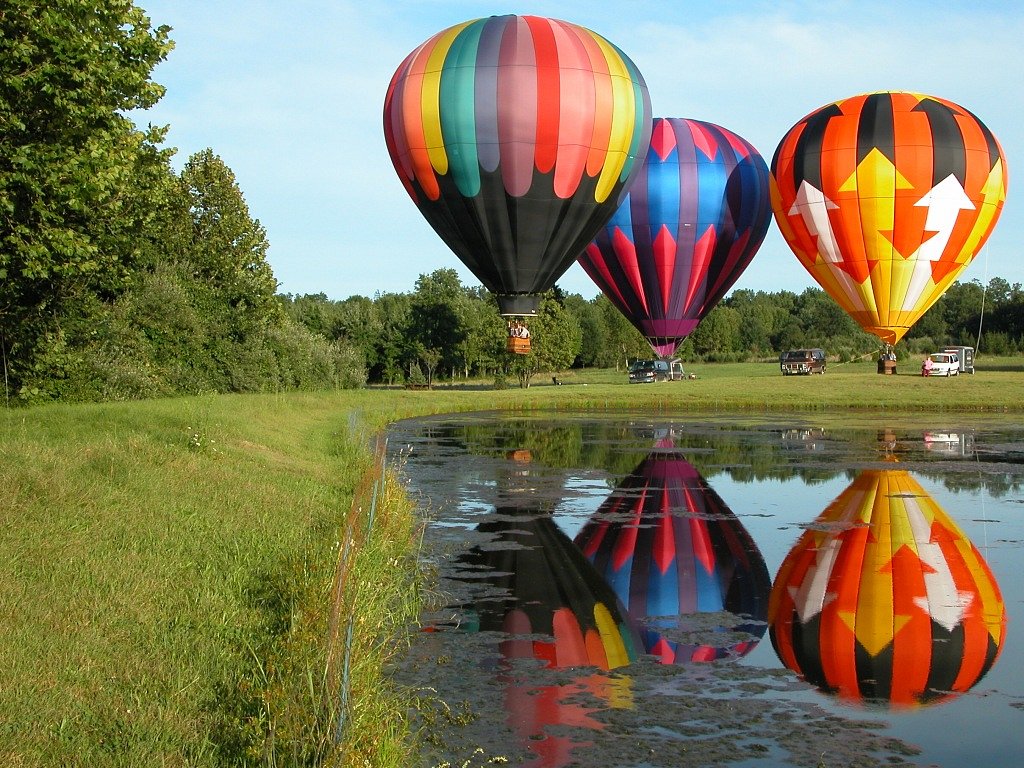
[
  {"left": 771, "top": 91, "right": 1008, "bottom": 346},
  {"left": 383, "top": 15, "right": 653, "bottom": 321},
  {"left": 576, "top": 449, "right": 771, "bottom": 663},
  {"left": 579, "top": 118, "right": 772, "bottom": 358},
  {"left": 769, "top": 468, "right": 1006, "bottom": 707}
]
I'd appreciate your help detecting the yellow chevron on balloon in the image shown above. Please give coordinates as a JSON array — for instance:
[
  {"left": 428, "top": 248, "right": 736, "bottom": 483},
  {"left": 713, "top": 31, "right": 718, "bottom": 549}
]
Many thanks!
[
  {"left": 840, "top": 149, "right": 911, "bottom": 265},
  {"left": 887, "top": 252, "right": 923, "bottom": 315},
  {"left": 869, "top": 259, "right": 898, "bottom": 330},
  {"left": 888, "top": 505, "right": 920, "bottom": 555},
  {"left": 848, "top": 591, "right": 896, "bottom": 657}
]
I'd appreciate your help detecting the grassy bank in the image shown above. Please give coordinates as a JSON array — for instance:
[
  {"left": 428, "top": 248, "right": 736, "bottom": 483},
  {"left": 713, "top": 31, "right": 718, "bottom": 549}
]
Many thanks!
[
  {"left": 2, "top": 359, "right": 1022, "bottom": 765},
  {"left": 0, "top": 392, "right": 425, "bottom": 766}
]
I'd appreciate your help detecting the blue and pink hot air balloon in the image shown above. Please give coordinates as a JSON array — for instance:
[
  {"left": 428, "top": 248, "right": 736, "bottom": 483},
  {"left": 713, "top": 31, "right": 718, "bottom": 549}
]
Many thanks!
[
  {"left": 575, "top": 448, "right": 771, "bottom": 663},
  {"left": 580, "top": 118, "right": 772, "bottom": 357}
]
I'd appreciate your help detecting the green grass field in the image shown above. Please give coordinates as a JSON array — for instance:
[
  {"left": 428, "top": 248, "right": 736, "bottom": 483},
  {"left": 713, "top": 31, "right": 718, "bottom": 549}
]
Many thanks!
[{"left": 2, "top": 357, "right": 1022, "bottom": 766}]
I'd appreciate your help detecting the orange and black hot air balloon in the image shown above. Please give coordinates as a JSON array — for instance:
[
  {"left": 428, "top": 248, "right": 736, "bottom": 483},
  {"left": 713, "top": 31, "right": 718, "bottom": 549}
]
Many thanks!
[
  {"left": 771, "top": 91, "right": 1007, "bottom": 346},
  {"left": 769, "top": 468, "right": 1006, "bottom": 707}
]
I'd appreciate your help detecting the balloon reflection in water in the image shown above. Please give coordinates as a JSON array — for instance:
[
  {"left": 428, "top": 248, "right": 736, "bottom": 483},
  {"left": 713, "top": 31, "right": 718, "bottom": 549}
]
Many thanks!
[
  {"left": 439, "top": 447, "right": 640, "bottom": 766},
  {"left": 770, "top": 468, "right": 1006, "bottom": 708},
  {"left": 448, "top": 509, "right": 639, "bottom": 766},
  {"left": 457, "top": 509, "right": 641, "bottom": 670},
  {"left": 575, "top": 449, "right": 771, "bottom": 663}
]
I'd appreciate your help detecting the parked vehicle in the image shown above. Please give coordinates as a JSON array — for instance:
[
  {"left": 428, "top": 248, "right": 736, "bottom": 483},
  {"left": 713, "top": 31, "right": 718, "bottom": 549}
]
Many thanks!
[
  {"left": 780, "top": 349, "right": 826, "bottom": 375},
  {"left": 922, "top": 352, "right": 959, "bottom": 377},
  {"left": 943, "top": 345, "right": 975, "bottom": 374},
  {"left": 628, "top": 358, "right": 685, "bottom": 383}
]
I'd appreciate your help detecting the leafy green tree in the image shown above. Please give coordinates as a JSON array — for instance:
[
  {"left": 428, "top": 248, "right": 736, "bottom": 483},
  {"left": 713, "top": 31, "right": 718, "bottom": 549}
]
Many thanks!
[
  {"left": 690, "top": 305, "right": 741, "bottom": 359},
  {"left": 372, "top": 291, "right": 412, "bottom": 384},
  {"left": 562, "top": 293, "right": 605, "bottom": 367},
  {"left": 798, "top": 287, "right": 860, "bottom": 341},
  {"left": 1, "top": 1, "right": 172, "bottom": 394},
  {"left": 329, "top": 295, "right": 379, "bottom": 370},
  {"left": 593, "top": 294, "right": 648, "bottom": 368},
  {"left": 281, "top": 292, "right": 337, "bottom": 338},
  {"left": 408, "top": 269, "right": 469, "bottom": 379},
  {"left": 178, "top": 150, "right": 279, "bottom": 334},
  {"left": 728, "top": 289, "right": 779, "bottom": 357},
  {"left": 458, "top": 289, "right": 505, "bottom": 379}
]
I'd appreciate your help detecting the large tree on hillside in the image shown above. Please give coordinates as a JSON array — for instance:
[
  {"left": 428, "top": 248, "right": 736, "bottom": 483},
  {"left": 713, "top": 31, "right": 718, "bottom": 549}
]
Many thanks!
[{"left": 0, "top": 1, "right": 172, "bottom": 390}]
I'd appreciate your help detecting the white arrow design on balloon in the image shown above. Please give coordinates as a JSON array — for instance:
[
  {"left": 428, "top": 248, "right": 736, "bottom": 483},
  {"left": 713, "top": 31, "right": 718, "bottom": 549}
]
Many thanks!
[
  {"left": 790, "top": 181, "right": 866, "bottom": 308},
  {"left": 903, "top": 494, "right": 969, "bottom": 631},
  {"left": 902, "top": 174, "right": 976, "bottom": 310}
]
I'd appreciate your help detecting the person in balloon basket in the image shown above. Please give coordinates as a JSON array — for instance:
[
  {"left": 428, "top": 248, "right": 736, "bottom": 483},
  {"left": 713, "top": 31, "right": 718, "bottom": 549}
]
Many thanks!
[
  {"left": 509, "top": 321, "right": 530, "bottom": 339},
  {"left": 922, "top": 356, "right": 934, "bottom": 376}
]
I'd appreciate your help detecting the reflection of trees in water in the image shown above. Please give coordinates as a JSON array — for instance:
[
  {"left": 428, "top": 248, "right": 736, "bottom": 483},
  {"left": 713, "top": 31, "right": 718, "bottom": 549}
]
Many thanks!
[
  {"left": 410, "top": 417, "right": 1024, "bottom": 496},
  {"left": 923, "top": 469, "right": 1024, "bottom": 497},
  {"left": 429, "top": 419, "right": 847, "bottom": 484}
]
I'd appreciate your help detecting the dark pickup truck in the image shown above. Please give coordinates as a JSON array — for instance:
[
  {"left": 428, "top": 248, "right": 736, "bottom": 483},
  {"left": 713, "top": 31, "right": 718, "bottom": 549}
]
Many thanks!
[{"left": 780, "top": 349, "right": 826, "bottom": 375}]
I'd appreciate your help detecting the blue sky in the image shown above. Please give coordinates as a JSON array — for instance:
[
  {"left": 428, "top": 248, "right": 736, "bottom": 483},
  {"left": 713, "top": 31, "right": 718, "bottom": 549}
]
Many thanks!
[{"left": 134, "top": 1, "right": 1023, "bottom": 301}]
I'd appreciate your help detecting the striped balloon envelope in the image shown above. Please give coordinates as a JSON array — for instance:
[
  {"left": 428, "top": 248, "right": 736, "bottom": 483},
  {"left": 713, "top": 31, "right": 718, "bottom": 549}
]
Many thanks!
[
  {"left": 769, "top": 468, "right": 1006, "bottom": 707},
  {"left": 575, "top": 450, "right": 771, "bottom": 663},
  {"left": 424, "top": 507, "right": 638, "bottom": 766},
  {"left": 384, "top": 15, "right": 652, "bottom": 317},
  {"left": 771, "top": 91, "right": 1008, "bottom": 345},
  {"left": 451, "top": 509, "right": 641, "bottom": 671},
  {"left": 580, "top": 118, "right": 772, "bottom": 358}
]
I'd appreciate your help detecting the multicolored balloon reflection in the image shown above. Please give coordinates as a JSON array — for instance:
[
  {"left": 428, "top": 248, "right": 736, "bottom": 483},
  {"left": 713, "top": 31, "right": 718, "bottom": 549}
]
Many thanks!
[{"left": 769, "top": 468, "right": 1006, "bottom": 708}]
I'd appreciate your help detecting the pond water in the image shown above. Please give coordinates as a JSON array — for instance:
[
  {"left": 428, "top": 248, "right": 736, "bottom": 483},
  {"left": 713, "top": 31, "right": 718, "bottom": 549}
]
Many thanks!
[{"left": 386, "top": 412, "right": 1024, "bottom": 767}]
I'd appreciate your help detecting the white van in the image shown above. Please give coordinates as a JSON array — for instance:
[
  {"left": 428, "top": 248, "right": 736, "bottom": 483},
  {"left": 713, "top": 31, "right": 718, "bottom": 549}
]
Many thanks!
[{"left": 923, "top": 352, "right": 959, "bottom": 377}]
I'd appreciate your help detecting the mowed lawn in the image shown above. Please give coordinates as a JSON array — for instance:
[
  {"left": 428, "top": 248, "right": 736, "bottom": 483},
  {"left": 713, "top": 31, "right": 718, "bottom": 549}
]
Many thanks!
[{"left": 2, "top": 357, "right": 1022, "bottom": 766}]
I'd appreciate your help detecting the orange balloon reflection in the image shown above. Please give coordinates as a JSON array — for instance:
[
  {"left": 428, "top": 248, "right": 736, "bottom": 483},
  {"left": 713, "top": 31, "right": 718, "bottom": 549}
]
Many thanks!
[{"left": 769, "top": 468, "right": 1006, "bottom": 708}]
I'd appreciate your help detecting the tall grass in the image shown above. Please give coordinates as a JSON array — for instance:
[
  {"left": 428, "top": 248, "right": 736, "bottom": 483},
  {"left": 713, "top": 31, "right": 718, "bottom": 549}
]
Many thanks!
[
  {"left": 1, "top": 360, "right": 1022, "bottom": 765},
  {"left": 0, "top": 393, "right": 424, "bottom": 766}
]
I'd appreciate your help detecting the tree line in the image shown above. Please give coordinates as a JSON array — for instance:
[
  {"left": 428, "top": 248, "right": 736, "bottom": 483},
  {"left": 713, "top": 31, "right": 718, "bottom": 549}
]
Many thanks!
[
  {"left": 1, "top": 2, "right": 364, "bottom": 403},
  {"left": 3, "top": 4, "right": 1021, "bottom": 403},
  {"left": 281, "top": 271, "right": 1024, "bottom": 387}
]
